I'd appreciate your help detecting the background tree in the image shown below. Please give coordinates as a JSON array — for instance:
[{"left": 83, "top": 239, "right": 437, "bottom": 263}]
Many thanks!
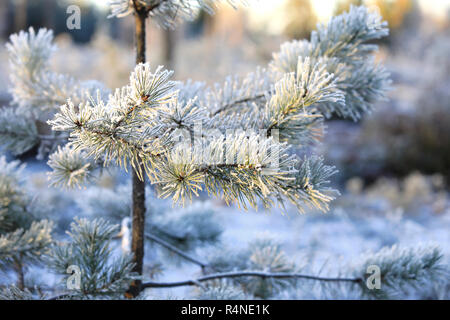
[
  {"left": 283, "top": 0, "right": 317, "bottom": 40},
  {"left": 0, "top": 157, "right": 53, "bottom": 290}
]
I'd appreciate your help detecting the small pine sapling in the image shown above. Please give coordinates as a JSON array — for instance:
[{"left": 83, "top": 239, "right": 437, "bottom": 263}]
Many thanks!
[{"left": 0, "top": 2, "right": 446, "bottom": 300}]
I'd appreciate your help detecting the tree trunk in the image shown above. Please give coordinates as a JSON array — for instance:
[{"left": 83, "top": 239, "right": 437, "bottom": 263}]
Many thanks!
[
  {"left": 42, "top": 0, "right": 54, "bottom": 30},
  {"left": 14, "top": 0, "right": 27, "bottom": 33},
  {"left": 162, "top": 29, "right": 175, "bottom": 70},
  {"left": 127, "top": 8, "right": 147, "bottom": 298}
]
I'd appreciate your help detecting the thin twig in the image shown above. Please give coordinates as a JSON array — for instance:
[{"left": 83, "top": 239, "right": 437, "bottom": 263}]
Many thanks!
[
  {"left": 47, "top": 293, "right": 75, "bottom": 300},
  {"left": 46, "top": 272, "right": 361, "bottom": 299},
  {"left": 38, "top": 134, "right": 68, "bottom": 141},
  {"left": 212, "top": 93, "right": 265, "bottom": 116},
  {"left": 145, "top": 232, "right": 208, "bottom": 269},
  {"left": 142, "top": 271, "right": 362, "bottom": 289}
]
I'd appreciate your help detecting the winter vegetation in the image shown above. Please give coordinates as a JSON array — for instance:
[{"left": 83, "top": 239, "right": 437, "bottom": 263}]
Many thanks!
[{"left": 0, "top": 0, "right": 448, "bottom": 300}]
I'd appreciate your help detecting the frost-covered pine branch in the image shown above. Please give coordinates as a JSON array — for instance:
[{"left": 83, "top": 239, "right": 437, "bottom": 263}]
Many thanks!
[
  {"left": 206, "top": 5, "right": 390, "bottom": 121},
  {"left": 7, "top": 28, "right": 107, "bottom": 115},
  {"left": 46, "top": 218, "right": 135, "bottom": 299},
  {"left": 354, "top": 244, "right": 447, "bottom": 299},
  {"left": 145, "top": 231, "right": 209, "bottom": 268},
  {"left": 205, "top": 237, "right": 300, "bottom": 298},
  {"left": 0, "top": 28, "right": 108, "bottom": 158},
  {"left": 48, "top": 59, "right": 339, "bottom": 212},
  {"left": 0, "top": 108, "right": 38, "bottom": 156},
  {"left": 47, "top": 145, "right": 97, "bottom": 189},
  {"left": 0, "top": 286, "right": 36, "bottom": 300},
  {"left": 0, "top": 220, "right": 54, "bottom": 271},
  {"left": 195, "top": 285, "right": 246, "bottom": 300},
  {"left": 0, "top": 156, "right": 54, "bottom": 289},
  {"left": 270, "top": 5, "right": 390, "bottom": 120}
]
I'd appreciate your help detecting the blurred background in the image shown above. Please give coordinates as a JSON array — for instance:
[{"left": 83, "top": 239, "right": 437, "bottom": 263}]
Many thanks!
[{"left": 0, "top": 0, "right": 449, "bottom": 298}]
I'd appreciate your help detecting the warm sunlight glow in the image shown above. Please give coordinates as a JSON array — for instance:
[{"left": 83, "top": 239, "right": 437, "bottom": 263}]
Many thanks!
[
  {"left": 87, "top": 0, "right": 450, "bottom": 28},
  {"left": 311, "top": 0, "right": 338, "bottom": 21}
]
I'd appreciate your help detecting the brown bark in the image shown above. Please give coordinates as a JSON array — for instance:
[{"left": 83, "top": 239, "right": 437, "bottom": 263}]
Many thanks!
[
  {"left": 126, "top": 6, "right": 148, "bottom": 298},
  {"left": 135, "top": 9, "right": 147, "bottom": 65},
  {"left": 14, "top": 0, "right": 27, "bottom": 32},
  {"left": 14, "top": 259, "right": 25, "bottom": 290}
]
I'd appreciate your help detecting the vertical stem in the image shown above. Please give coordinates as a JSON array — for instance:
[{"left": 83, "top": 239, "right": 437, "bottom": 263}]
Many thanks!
[
  {"left": 43, "top": 0, "right": 55, "bottom": 30},
  {"left": 127, "top": 8, "right": 147, "bottom": 298},
  {"left": 129, "top": 170, "right": 146, "bottom": 297},
  {"left": 14, "top": 259, "right": 25, "bottom": 290},
  {"left": 135, "top": 10, "right": 147, "bottom": 65},
  {"left": 14, "top": 0, "right": 27, "bottom": 32}
]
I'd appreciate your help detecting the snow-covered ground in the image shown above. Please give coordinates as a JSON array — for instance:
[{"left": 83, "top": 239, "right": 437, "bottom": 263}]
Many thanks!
[
  {"left": 152, "top": 176, "right": 450, "bottom": 299},
  {"left": 8, "top": 158, "right": 446, "bottom": 299}
]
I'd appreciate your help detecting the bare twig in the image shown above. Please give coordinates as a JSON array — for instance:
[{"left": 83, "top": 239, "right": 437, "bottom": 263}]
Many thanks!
[
  {"left": 38, "top": 134, "right": 68, "bottom": 141},
  {"left": 141, "top": 271, "right": 362, "bottom": 289},
  {"left": 47, "top": 293, "right": 74, "bottom": 300},
  {"left": 145, "top": 232, "right": 208, "bottom": 269},
  {"left": 212, "top": 93, "right": 266, "bottom": 116},
  {"left": 46, "top": 272, "right": 360, "bottom": 299}
]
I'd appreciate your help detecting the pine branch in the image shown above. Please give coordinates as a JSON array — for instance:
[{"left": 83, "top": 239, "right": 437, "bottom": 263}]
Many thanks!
[
  {"left": 0, "top": 220, "right": 54, "bottom": 270},
  {"left": 47, "top": 145, "right": 97, "bottom": 188},
  {"left": 269, "top": 6, "right": 390, "bottom": 120},
  {"left": 7, "top": 28, "right": 108, "bottom": 115},
  {"left": 0, "top": 286, "right": 36, "bottom": 300},
  {"left": 0, "top": 108, "right": 39, "bottom": 156},
  {"left": 203, "top": 67, "right": 272, "bottom": 117},
  {"left": 46, "top": 218, "right": 136, "bottom": 299}
]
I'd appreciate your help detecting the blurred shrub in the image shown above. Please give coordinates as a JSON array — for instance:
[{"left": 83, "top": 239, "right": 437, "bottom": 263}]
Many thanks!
[
  {"left": 326, "top": 88, "right": 450, "bottom": 184},
  {"left": 364, "top": 173, "right": 448, "bottom": 214},
  {"left": 361, "top": 35, "right": 450, "bottom": 181},
  {"left": 322, "top": 34, "right": 450, "bottom": 184},
  {"left": 362, "top": 92, "right": 450, "bottom": 181}
]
